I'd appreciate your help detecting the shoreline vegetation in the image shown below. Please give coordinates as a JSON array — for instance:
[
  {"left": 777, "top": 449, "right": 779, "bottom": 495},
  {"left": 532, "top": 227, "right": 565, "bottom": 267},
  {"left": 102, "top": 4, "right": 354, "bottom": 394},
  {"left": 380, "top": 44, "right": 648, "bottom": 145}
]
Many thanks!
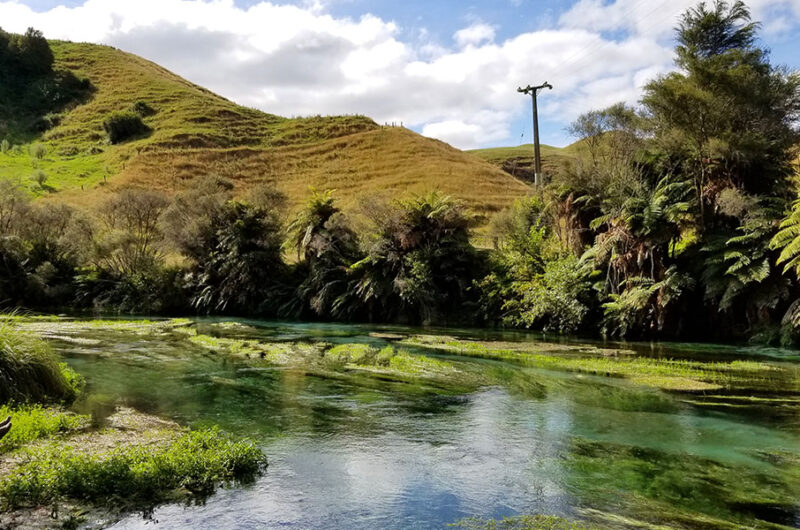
[
  {"left": 3, "top": 315, "right": 799, "bottom": 528},
  {"left": 0, "top": 0, "right": 799, "bottom": 348},
  {"left": 1, "top": 1, "right": 799, "bottom": 528},
  {"left": 0, "top": 320, "right": 267, "bottom": 528}
]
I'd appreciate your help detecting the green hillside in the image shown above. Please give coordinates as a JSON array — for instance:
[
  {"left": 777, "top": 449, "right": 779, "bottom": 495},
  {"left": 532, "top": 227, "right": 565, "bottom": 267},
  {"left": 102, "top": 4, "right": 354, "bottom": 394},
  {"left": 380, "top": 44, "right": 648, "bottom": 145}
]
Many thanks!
[{"left": 0, "top": 40, "right": 529, "bottom": 223}]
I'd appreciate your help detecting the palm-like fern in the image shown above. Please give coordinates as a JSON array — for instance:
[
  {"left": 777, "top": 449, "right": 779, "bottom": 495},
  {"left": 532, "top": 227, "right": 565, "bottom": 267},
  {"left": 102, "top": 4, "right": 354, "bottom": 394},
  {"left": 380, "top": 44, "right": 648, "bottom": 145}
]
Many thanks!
[{"left": 770, "top": 198, "right": 800, "bottom": 277}]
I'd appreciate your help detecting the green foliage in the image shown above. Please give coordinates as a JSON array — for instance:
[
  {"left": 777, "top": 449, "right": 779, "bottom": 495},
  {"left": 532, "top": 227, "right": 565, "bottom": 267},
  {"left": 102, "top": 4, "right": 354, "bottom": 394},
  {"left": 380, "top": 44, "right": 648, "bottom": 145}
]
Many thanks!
[
  {"left": 102, "top": 111, "right": 150, "bottom": 144},
  {"left": 505, "top": 255, "right": 592, "bottom": 333},
  {"left": 130, "top": 100, "right": 156, "bottom": 117},
  {"left": 0, "top": 322, "right": 83, "bottom": 404},
  {"left": 0, "top": 427, "right": 266, "bottom": 509},
  {"left": 184, "top": 186, "right": 288, "bottom": 313},
  {"left": 346, "top": 192, "right": 481, "bottom": 324},
  {"left": 771, "top": 198, "right": 800, "bottom": 277},
  {"left": 0, "top": 27, "right": 92, "bottom": 143},
  {"left": 0, "top": 405, "right": 89, "bottom": 454},
  {"left": 285, "top": 189, "right": 362, "bottom": 318}
]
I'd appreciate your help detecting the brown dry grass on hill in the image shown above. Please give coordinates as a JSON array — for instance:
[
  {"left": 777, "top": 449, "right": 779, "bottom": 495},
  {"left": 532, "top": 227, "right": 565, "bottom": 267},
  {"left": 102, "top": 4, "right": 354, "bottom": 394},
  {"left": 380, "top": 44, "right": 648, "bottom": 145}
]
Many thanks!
[
  {"left": 109, "top": 127, "right": 528, "bottom": 224},
  {"left": 5, "top": 40, "right": 529, "bottom": 228}
]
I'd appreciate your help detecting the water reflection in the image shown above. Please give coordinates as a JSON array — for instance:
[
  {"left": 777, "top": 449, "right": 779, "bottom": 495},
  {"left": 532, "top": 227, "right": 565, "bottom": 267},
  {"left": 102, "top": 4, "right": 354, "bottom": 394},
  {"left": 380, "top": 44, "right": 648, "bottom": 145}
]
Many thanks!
[{"left": 40, "top": 318, "right": 800, "bottom": 528}]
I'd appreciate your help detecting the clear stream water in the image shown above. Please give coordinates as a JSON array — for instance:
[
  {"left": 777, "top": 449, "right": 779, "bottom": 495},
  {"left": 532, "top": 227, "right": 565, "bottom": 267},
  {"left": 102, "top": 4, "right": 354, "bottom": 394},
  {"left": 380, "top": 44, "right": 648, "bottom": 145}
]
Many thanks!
[{"left": 41, "top": 319, "right": 800, "bottom": 529}]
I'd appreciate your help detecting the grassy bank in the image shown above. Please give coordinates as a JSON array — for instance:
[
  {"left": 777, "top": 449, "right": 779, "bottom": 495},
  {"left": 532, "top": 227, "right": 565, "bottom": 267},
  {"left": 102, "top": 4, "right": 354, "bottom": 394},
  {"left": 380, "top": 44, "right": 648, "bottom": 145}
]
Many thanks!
[
  {"left": 0, "top": 405, "right": 89, "bottom": 454},
  {"left": 0, "top": 425, "right": 265, "bottom": 511},
  {"left": 0, "top": 406, "right": 266, "bottom": 527},
  {"left": 0, "top": 322, "right": 83, "bottom": 404},
  {"left": 0, "top": 318, "right": 267, "bottom": 527}
]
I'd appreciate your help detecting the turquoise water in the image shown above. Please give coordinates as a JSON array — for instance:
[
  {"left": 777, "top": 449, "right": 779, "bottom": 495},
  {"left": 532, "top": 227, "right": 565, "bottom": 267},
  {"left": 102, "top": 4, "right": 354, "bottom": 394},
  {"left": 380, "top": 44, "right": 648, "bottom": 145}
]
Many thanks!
[{"left": 38, "top": 319, "right": 800, "bottom": 528}]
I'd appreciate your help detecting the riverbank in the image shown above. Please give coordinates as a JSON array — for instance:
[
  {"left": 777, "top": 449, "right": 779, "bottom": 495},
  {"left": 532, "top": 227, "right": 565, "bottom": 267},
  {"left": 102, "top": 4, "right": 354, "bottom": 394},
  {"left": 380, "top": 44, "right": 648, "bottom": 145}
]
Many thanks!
[
  {"left": 0, "top": 321, "right": 267, "bottom": 529},
  {"left": 4, "top": 315, "right": 800, "bottom": 528}
]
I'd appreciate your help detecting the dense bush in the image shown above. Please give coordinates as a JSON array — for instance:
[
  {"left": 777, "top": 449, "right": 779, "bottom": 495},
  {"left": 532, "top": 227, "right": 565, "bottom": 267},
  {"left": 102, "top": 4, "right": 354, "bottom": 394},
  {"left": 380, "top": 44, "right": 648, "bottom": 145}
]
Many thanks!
[
  {"left": 0, "top": 27, "right": 93, "bottom": 142},
  {"left": 102, "top": 111, "right": 150, "bottom": 144}
]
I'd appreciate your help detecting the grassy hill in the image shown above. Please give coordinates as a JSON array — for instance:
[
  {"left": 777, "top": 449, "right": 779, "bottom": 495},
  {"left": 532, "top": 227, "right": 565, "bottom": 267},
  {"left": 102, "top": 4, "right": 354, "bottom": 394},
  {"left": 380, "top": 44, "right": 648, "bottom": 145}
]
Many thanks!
[
  {"left": 0, "top": 40, "right": 529, "bottom": 224},
  {"left": 468, "top": 143, "right": 580, "bottom": 181}
]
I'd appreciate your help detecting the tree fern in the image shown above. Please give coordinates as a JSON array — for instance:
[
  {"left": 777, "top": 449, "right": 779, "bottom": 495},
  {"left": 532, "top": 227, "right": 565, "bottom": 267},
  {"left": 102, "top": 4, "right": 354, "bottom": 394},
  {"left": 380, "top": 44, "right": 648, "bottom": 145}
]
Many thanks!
[{"left": 771, "top": 199, "right": 800, "bottom": 277}]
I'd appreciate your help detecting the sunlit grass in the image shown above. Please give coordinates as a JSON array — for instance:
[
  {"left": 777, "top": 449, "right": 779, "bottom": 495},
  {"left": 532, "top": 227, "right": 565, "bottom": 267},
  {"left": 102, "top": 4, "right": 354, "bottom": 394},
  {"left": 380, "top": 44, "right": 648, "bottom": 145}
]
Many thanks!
[
  {"left": 1, "top": 40, "right": 527, "bottom": 230},
  {"left": 0, "top": 405, "right": 90, "bottom": 454},
  {"left": 0, "top": 322, "right": 84, "bottom": 404},
  {"left": 0, "top": 427, "right": 266, "bottom": 510}
]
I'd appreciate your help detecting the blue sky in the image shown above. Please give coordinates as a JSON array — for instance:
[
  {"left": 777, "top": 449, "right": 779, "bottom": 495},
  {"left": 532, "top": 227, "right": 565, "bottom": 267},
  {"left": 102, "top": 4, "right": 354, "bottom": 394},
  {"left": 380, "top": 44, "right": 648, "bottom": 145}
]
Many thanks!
[{"left": 3, "top": 0, "right": 800, "bottom": 148}]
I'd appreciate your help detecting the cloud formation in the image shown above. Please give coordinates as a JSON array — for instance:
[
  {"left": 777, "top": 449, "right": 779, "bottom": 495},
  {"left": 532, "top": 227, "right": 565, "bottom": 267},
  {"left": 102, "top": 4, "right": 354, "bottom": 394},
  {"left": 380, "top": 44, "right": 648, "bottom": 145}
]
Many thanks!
[{"left": 0, "top": 0, "right": 798, "bottom": 149}]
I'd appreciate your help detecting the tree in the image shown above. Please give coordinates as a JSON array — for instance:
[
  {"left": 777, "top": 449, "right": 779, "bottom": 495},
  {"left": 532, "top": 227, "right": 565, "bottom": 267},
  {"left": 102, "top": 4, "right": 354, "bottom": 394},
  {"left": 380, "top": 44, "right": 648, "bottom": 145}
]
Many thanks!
[
  {"left": 348, "top": 192, "right": 480, "bottom": 324},
  {"left": 192, "top": 196, "right": 287, "bottom": 313},
  {"left": 286, "top": 189, "right": 362, "bottom": 317},
  {"left": 164, "top": 180, "right": 287, "bottom": 313},
  {"left": 94, "top": 189, "right": 170, "bottom": 277},
  {"left": 643, "top": 1, "right": 800, "bottom": 218}
]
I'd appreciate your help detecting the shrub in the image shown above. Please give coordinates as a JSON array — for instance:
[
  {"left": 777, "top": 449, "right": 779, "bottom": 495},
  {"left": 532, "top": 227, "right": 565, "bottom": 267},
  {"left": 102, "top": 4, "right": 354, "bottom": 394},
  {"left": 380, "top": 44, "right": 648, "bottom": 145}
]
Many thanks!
[
  {"left": 130, "top": 100, "right": 156, "bottom": 117},
  {"left": 32, "top": 169, "right": 47, "bottom": 188},
  {"left": 0, "top": 139, "right": 9, "bottom": 153},
  {"left": 29, "top": 143, "right": 46, "bottom": 160},
  {"left": 102, "top": 111, "right": 150, "bottom": 144}
]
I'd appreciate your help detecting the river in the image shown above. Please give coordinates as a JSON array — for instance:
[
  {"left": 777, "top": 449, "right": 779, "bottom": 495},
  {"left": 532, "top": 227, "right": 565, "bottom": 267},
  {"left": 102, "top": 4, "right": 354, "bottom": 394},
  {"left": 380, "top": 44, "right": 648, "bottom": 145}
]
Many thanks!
[{"left": 33, "top": 318, "right": 800, "bottom": 529}]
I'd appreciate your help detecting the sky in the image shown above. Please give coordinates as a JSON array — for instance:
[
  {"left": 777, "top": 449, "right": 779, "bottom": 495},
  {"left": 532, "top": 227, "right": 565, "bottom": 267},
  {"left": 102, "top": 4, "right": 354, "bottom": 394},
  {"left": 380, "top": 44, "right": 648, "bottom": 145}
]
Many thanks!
[{"left": 1, "top": 0, "right": 800, "bottom": 149}]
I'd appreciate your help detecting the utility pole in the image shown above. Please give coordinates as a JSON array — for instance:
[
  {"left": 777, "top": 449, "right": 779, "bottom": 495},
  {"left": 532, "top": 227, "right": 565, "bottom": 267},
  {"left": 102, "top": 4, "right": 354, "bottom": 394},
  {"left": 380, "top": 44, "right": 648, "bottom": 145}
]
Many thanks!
[{"left": 517, "top": 82, "right": 552, "bottom": 186}]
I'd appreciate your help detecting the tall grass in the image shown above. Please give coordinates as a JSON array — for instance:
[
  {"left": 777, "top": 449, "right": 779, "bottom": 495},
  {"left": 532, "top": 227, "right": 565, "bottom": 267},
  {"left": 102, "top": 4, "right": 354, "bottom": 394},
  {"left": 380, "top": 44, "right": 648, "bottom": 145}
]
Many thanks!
[{"left": 0, "top": 321, "right": 83, "bottom": 404}]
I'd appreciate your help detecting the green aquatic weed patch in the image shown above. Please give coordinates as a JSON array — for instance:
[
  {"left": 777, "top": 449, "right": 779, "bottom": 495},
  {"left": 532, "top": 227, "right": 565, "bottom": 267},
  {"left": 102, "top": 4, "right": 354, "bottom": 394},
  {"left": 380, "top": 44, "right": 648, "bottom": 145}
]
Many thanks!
[
  {"left": 0, "top": 427, "right": 266, "bottom": 510},
  {"left": 15, "top": 318, "right": 193, "bottom": 337},
  {"left": 0, "top": 405, "right": 90, "bottom": 454},
  {"left": 186, "top": 332, "right": 314, "bottom": 364},
  {"left": 324, "top": 343, "right": 457, "bottom": 377},
  {"left": 403, "top": 336, "right": 784, "bottom": 392},
  {"left": 566, "top": 438, "right": 800, "bottom": 529},
  {"left": 453, "top": 514, "right": 593, "bottom": 529}
]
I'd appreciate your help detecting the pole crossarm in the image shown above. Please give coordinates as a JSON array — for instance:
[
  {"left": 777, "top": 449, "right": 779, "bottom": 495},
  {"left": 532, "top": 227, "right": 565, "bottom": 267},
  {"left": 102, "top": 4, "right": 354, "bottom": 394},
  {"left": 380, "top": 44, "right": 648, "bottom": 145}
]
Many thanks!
[
  {"left": 517, "top": 81, "right": 553, "bottom": 186},
  {"left": 517, "top": 82, "right": 553, "bottom": 95}
]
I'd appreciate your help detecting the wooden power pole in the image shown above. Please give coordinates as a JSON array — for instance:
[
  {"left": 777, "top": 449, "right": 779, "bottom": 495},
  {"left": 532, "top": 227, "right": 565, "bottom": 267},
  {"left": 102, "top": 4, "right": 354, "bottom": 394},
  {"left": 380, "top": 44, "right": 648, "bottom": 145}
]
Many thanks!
[{"left": 517, "top": 82, "right": 552, "bottom": 186}]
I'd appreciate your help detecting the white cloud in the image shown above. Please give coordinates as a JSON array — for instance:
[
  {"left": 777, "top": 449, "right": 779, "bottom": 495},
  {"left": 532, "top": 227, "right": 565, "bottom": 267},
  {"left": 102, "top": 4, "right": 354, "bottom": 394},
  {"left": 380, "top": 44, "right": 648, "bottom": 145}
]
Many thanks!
[
  {"left": 0, "top": 0, "right": 798, "bottom": 149},
  {"left": 453, "top": 22, "right": 496, "bottom": 47}
]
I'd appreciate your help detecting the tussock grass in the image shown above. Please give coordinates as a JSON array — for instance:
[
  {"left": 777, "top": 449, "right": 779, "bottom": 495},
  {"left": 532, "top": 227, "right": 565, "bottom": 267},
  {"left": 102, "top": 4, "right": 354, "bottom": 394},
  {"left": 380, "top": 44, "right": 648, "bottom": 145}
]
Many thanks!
[
  {"left": 0, "top": 322, "right": 83, "bottom": 404},
  {"left": 0, "top": 427, "right": 266, "bottom": 510}
]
